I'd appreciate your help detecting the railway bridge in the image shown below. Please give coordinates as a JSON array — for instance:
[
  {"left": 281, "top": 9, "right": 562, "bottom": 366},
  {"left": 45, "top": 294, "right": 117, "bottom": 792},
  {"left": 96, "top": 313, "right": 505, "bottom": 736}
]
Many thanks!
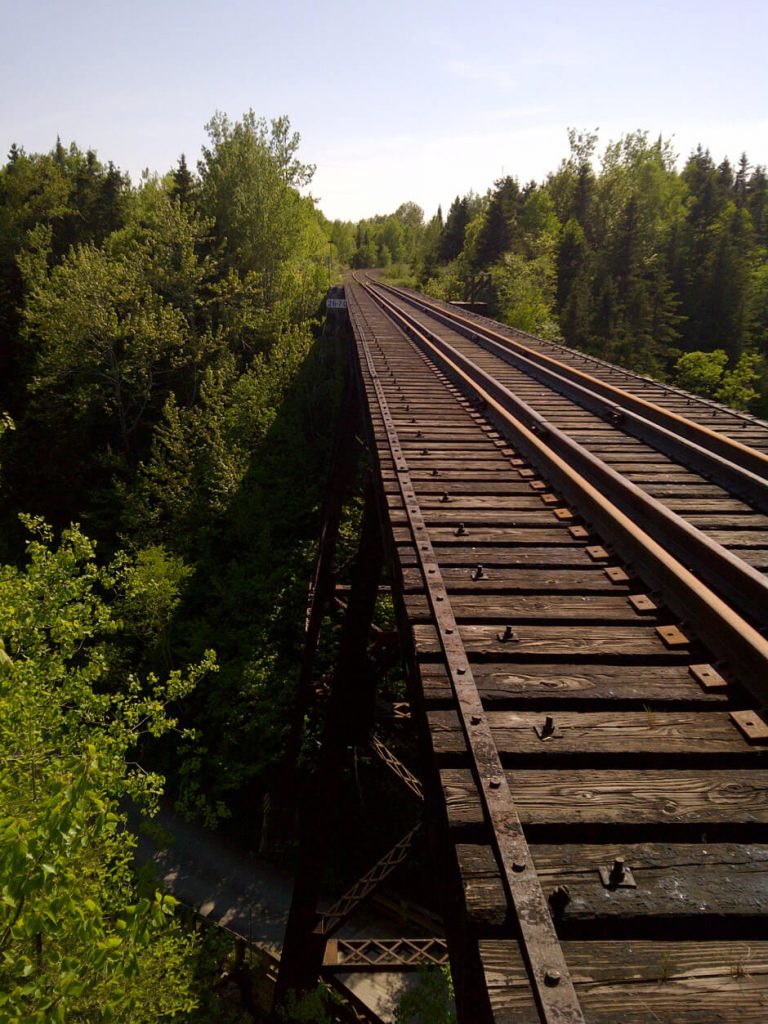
[{"left": 275, "top": 275, "right": 768, "bottom": 1023}]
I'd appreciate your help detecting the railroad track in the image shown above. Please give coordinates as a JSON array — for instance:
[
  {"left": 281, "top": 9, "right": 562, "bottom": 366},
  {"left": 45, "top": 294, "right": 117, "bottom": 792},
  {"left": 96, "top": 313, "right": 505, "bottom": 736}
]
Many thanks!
[{"left": 345, "top": 276, "right": 768, "bottom": 1023}]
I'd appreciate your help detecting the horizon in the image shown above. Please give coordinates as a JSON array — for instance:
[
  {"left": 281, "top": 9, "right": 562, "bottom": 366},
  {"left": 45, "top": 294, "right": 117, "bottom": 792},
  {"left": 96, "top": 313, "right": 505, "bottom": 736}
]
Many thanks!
[{"left": 3, "top": 0, "right": 767, "bottom": 222}]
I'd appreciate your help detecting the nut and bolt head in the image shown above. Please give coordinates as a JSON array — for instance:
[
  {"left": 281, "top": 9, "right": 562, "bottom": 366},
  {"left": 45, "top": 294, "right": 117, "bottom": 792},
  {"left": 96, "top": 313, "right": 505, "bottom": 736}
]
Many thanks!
[
  {"left": 544, "top": 969, "right": 561, "bottom": 987},
  {"left": 541, "top": 715, "right": 555, "bottom": 737},
  {"left": 609, "top": 857, "right": 626, "bottom": 884}
]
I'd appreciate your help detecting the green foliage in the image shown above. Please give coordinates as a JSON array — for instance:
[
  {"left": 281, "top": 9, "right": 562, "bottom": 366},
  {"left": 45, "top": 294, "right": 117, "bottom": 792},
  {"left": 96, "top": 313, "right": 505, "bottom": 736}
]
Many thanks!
[
  {"left": 673, "top": 349, "right": 729, "bottom": 397},
  {"left": 0, "top": 520, "right": 214, "bottom": 1021},
  {"left": 488, "top": 243, "right": 560, "bottom": 340},
  {"left": 198, "top": 111, "right": 326, "bottom": 320},
  {"left": 394, "top": 967, "right": 456, "bottom": 1024},
  {"left": 393, "top": 127, "right": 768, "bottom": 402},
  {"left": 277, "top": 983, "right": 342, "bottom": 1023},
  {"left": 673, "top": 349, "right": 763, "bottom": 410}
]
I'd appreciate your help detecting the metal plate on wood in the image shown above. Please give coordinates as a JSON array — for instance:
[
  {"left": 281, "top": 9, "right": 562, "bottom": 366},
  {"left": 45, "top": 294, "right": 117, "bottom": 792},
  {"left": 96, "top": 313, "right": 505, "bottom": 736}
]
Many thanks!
[
  {"left": 586, "top": 546, "right": 609, "bottom": 561},
  {"left": 656, "top": 625, "right": 690, "bottom": 648},
  {"left": 598, "top": 858, "right": 637, "bottom": 889},
  {"left": 730, "top": 709, "right": 768, "bottom": 744},
  {"left": 604, "top": 566, "right": 630, "bottom": 583},
  {"left": 689, "top": 663, "right": 728, "bottom": 691},
  {"left": 569, "top": 525, "right": 590, "bottom": 539},
  {"left": 554, "top": 508, "right": 574, "bottom": 521},
  {"left": 628, "top": 594, "right": 658, "bottom": 614}
]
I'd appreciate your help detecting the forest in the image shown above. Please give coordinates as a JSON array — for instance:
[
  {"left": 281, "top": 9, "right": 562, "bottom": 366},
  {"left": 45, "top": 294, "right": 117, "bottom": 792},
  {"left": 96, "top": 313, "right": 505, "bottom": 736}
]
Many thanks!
[
  {"left": 1, "top": 115, "right": 767, "bottom": 1022},
  {"left": 332, "top": 130, "right": 768, "bottom": 414}
]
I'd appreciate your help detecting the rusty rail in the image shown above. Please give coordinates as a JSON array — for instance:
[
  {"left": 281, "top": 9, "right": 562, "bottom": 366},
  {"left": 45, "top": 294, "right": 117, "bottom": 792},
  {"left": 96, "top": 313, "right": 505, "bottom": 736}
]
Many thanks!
[
  {"left": 350, "top": 293, "right": 587, "bottom": 1023},
  {"left": 375, "top": 279, "right": 768, "bottom": 485},
  {"left": 359, "top": 278, "right": 768, "bottom": 706}
]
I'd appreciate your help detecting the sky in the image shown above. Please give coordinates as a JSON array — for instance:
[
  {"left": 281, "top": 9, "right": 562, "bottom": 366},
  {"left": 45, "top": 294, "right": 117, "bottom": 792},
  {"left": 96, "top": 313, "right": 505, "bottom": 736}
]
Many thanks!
[{"left": 2, "top": 0, "right": 767, "bottom": 222}]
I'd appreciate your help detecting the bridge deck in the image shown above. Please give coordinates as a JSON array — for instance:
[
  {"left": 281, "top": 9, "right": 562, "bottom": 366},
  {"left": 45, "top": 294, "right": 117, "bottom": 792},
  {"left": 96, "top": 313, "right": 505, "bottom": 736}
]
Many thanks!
[{"left": 344, "top": 277, "right": 768, "bottom": 1024}]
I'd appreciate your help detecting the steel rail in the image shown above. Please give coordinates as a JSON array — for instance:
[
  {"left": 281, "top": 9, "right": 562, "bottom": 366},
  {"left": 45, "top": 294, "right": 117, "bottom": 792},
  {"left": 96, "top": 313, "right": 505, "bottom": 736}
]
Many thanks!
[
  {"left": 373, "top": 279, "right": 768, "bottom": 486},
  {"left": 357, "top": 279, "right": 768, "bottom": 709},
  {"left": 372, "top": 280, "right": 768, "bottom": 516},
  {"left": 348, "top": 292, "right": 587, "bottom": 1024}
]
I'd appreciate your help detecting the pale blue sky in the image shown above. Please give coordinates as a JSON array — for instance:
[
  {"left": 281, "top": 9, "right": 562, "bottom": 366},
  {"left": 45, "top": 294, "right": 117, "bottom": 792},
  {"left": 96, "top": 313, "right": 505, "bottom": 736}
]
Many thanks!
[{"left": 2, "top": 0, "right": 767, "bottom": 221}]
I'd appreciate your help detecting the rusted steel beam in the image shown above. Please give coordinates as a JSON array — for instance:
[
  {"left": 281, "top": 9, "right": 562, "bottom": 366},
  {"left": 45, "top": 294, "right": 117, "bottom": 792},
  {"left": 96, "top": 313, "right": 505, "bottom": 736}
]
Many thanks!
[
  {"left": 275, "top": 479, "right": 385, "bottom": 1010},
  {"left": 322, "top": 937, "right": 449, "bottom": 972},
  {"left": 315, "top": 824, "right": 422, "bottom": 938},
  {"left": 277, "top": 360, "right": 362, "bottom": 827},
  {"left": 368, "top": 734, "right": 423, "bottom": 800}
]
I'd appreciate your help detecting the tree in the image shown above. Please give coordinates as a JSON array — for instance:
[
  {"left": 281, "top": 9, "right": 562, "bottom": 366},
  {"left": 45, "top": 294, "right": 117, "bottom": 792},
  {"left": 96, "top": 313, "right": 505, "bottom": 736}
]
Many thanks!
[
  {"left": 0, "top": 518, "right": 214, "bottom": 1022},
  {"left": 20, "top": 234, "right": 191, "bottom": 464},
  {"left": 198, "top": 111, "right": 326, "bottom": 318},
  {"left": 170, "top": 153, "right": 196, "bottom": 206}
]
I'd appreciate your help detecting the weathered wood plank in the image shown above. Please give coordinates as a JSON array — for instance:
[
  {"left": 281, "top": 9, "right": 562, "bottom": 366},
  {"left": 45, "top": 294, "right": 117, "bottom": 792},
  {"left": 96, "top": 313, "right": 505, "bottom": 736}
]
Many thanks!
[
  {"left": 414, "top": 623, "right": 683, "bottom": 659},
  {"left": 401, "top": 567, "right": 620, "bottom": 593},
  {"left": 418, "top": 662, "right": 727, "bottom": 705},
  {"left": 394, "top": 526, "right": 579, "bottom": 546},
  {"left": 404, "top": 594, "right": 653, "bottom": 623},
  {"left": 480, "top": 939, "right": 768, "bottom": 1023},
  {"left": 457, "top": 842, "right": 768, "bottom": 928},
  {"left": 702, "top": 531, "right": 768, "bottom": 548},
  {"left": 400, "top": 546, "right": 601, "bottom": 568},
  {"left": 429, "top": 710, "right": 754, "bottom": 757},
  {"left": 440, "top": 768, "right": 768, "bottom": 827}
]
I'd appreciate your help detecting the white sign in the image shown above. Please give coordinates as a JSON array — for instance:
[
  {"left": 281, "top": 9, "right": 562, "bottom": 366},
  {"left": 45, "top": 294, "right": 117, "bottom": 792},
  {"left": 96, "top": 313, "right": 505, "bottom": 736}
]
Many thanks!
[{"left": 326, "top": 298, "right": 347, "bottom": 309}]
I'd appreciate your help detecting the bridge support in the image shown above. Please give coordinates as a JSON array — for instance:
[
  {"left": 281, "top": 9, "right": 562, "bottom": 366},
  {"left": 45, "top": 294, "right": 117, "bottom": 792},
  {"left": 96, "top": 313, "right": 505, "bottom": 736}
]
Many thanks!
[{"left": 274, "top": 479, "right": 386, "bottom": 1011}]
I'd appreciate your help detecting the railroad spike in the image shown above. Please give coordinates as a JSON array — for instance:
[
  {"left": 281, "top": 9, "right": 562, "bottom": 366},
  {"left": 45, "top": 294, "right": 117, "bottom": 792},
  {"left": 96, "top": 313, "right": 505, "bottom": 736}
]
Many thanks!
[
  {"left": 497, "top": 624, "right": 518, "bottom": 643},
  {"left": 471, "top": 564, "right": 486, "bottom": 580},
  {"left": 599, "top": 856, "right": 637, "bottom": 889},
  {"left": 535, "top": 714, "right": 563, "bottom": 740},
  {"left": 549, "top": 885, "right": 571, "bottom": 915},
  {"left": 455, "top": 523, "right": 467, "bottom": 537}
]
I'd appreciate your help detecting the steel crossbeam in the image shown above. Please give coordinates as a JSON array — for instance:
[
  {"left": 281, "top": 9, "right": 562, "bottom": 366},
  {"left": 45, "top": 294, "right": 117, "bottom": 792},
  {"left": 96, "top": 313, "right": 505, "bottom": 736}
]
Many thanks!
[{"left": 315, "top": 825, "right": 422, "bottom": 938}]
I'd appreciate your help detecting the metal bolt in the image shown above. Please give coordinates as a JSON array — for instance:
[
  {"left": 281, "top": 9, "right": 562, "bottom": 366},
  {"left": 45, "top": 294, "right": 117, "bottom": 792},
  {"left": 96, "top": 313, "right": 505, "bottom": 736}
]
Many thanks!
[
  {"left": 440, "top": 492, "right": 450, "bottom": 503},
  {"left": 544, "top": 969, "right": 561, "bottom": 987},
  {"left": 497, "top": 624, "right": 518, "bottom": 643},
  {"left": 470, "top": 714, "right": 481, "bottom": 725},
  {"left": 609, "top": 857, "right": 626, "bottom": 885},
  {"left": 489, "top": 777, "right": 501, "bottom": 789},
  {"left": 549, "top": 885, "right": 570, "bottom": 914},
  {"left": 512, "top": 860, "right": 526, "bottom": 872},
  {"left": 471, "top": 564, "right": 486, "bottom": 581},
  {"left": 431, "top": 468, "right": 439, "bottom": 476},
  {"left": 455, "top": 523, "right": 467, "bottom": 536},
  {"left": 541, "top": 715, "right": 555, "bottom": 738}
]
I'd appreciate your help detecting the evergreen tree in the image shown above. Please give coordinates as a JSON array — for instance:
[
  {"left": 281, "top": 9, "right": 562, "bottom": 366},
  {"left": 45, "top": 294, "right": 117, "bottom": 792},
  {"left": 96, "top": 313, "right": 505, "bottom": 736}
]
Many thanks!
[{"left": 171, "top": 153, "right": 196, "bottom": 206}]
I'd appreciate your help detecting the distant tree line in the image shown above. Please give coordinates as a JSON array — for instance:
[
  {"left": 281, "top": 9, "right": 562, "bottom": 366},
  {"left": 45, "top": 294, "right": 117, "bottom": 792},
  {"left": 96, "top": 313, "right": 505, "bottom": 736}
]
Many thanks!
[{"left": 339, "top": 130, "right": 768, "bottom": 413}]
